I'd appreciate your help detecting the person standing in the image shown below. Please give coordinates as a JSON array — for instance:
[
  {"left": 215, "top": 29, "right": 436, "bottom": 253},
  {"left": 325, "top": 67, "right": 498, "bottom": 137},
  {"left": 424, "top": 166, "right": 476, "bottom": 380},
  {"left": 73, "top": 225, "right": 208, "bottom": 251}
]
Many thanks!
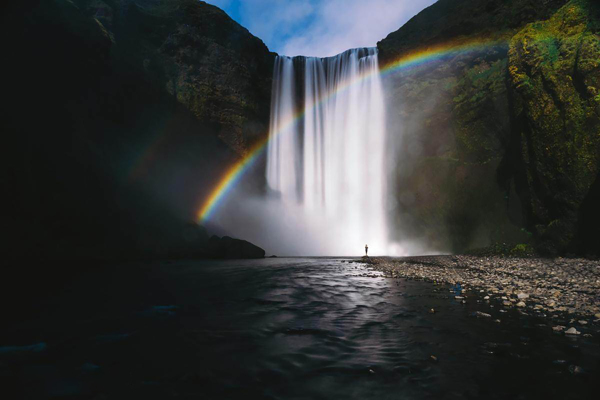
[{"left": 365, "top": 244, "right": 368, "bottom": 256}]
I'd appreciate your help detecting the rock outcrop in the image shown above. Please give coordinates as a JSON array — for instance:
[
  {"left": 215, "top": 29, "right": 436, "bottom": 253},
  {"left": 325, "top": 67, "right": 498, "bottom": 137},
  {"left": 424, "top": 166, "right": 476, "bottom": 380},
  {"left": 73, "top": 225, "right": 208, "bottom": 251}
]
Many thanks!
[
  {"left": 207, "top": 235, "right": 266, "bottom": 259},
  {"left": 378, "top": 0, "right": 600, "bottom": 255}
]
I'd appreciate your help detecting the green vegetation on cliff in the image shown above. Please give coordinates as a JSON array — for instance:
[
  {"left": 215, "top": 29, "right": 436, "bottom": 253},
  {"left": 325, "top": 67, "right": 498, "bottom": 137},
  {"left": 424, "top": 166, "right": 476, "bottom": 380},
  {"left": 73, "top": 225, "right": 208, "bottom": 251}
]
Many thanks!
[
  {"left": 380, "top": 0, "right": 600, "bottom": 255},
  {"left": 508, "top": 0, "right": 600, "bottom": 253}
]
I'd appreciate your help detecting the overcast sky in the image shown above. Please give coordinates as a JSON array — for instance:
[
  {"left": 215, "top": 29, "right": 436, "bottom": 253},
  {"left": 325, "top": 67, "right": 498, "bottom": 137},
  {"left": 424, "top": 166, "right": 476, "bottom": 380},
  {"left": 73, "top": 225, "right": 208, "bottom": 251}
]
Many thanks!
[{"left": 204, "top": 0, "right": 437, "bottom": 57}]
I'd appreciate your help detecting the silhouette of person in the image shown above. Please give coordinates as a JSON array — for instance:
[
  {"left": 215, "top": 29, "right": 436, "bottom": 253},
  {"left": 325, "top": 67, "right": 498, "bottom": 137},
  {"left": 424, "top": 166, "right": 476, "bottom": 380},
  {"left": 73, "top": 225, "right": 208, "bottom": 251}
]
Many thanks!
[{"left": 365, "top": 244, "right": 368, "bottom": 256}]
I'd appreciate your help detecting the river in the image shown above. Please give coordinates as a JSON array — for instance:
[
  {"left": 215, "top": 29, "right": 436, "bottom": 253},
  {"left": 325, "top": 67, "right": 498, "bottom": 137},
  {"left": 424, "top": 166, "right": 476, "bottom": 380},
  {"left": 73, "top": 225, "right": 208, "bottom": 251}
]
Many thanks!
[{"left": 1, "top": 258, "right": 598, "bottom": 399}]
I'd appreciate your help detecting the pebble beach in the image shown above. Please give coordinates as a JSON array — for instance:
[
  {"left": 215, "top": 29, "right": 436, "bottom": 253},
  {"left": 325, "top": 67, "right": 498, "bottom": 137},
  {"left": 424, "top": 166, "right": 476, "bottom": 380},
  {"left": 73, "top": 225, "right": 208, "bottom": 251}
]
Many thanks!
[{"left": 365, "top": 255, "right": 600, "bottom": 337}]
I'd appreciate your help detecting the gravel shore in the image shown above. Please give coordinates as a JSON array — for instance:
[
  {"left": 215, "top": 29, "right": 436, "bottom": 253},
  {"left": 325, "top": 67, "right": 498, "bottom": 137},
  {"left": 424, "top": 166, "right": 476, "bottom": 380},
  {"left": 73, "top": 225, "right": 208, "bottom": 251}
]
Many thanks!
[{"left": 366, "top": 255, "right": 600, "bottom": 335}]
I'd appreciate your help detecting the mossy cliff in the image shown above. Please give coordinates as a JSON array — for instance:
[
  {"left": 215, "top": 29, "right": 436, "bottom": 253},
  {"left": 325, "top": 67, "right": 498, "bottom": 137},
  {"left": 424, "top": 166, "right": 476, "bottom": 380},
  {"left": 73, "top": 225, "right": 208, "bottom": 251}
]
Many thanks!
[
  {"left": 378, "top": 0, "right": 600, "bottom": 255},
  {"left": 508, "top": 0, "right": 600, "bottom": 253}
]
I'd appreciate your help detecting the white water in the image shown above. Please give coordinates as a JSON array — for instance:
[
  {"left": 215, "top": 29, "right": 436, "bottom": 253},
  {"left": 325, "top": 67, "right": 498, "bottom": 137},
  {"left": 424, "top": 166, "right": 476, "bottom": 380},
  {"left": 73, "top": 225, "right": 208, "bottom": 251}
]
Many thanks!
[{"left": 266, "top": 48, "right": 390, "bottom": 255}]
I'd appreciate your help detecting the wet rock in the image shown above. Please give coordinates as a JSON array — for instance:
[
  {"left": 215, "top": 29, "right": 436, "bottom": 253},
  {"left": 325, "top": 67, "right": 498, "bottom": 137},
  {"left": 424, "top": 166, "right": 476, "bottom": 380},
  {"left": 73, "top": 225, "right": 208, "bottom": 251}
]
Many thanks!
[
  {"left": 0, "top": 342, "right": 47, "bottom": 354},
  {"left": 552, "top": 326, "right": 566, "bottom": 332},
  {"left": 207, "top": 235, "right": 265, "bottom": 259},
  {"left": 565, "top": 327, "right": 580, "bottom": 335},
  {"left": 517, "top": 301, "right": 526, "bottom": 308},
  {"left": 517, "top": 293, "right": 529, "bottom": 299},
  {"left": 472, "top": 311, "right": 492, "bottom": 318},
  {"left": 568, "top": 365, "right": 584, "bottom": 375}
]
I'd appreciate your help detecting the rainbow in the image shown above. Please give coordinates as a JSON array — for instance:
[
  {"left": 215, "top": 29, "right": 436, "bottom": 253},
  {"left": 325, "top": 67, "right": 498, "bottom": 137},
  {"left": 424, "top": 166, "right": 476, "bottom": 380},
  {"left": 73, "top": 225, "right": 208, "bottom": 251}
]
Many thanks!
[{"left": 193, "top": 37, "right": 505, "bottom": 222}]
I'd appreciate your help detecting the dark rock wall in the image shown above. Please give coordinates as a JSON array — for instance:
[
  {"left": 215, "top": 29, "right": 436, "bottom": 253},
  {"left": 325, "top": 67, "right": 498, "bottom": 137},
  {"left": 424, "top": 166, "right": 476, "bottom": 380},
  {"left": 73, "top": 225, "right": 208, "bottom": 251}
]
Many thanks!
[
  {"left": 2, "top": 0, "right": 273, "bottom": 261},
  {"left": 378, "top": 0, "right": 600, "bottom": 255}
]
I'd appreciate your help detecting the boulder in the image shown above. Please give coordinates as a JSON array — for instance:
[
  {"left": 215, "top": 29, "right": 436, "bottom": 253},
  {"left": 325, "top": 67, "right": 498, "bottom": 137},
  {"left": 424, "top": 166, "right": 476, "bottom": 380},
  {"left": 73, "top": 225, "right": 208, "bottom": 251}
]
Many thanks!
[{"left": 207, "top": 235, "right": 265, "bottom": 259}]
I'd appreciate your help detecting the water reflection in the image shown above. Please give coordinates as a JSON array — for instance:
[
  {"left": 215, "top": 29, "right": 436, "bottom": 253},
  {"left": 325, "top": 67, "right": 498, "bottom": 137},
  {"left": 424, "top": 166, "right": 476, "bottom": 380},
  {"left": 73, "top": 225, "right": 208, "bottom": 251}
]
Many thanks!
[{"left": 1, "top": 258, "right": 598, "bottom": 399}]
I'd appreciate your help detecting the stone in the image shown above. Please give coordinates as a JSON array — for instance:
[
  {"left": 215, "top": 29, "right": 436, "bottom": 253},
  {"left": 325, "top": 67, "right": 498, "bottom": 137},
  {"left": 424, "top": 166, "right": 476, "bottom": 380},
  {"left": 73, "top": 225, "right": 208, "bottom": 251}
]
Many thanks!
[
  {"left": 516, "top": 301, "right": 526, "bottom": 307},
  {"left": 472, "top": 311, "right": 492, "bottom": 318},
  {"left": 568, "top": 365, "right": 584, "bottom": 375},
  {"left": 517, "top": 293, "right": 529, "bottom": 299},
  {"left": 208, "top": 235, "right": 265, "bottom": 259},
  {"left": 552, "top": 325, "right": 565, "bottom": 332},
  {"left": 564, "top": 327, "right": 580, "bottom": 335}
]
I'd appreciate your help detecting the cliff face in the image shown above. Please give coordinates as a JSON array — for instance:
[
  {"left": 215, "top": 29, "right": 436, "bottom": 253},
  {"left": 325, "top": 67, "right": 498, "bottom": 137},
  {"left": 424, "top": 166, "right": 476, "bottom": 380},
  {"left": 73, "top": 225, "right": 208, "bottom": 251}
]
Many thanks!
[
  {"left": 3, "top": 0, "right": 274, "bottom": 260},
  {"left": 508, "top": 1, "right": 600, "bottom": 253},
  {"left": 97, "top": 0, "right": 275, "bottom": 155},
  {"left": 378, "top": 0, "right": 600, "bottom": 255},
  {"left": 114, "top": 0, "right": 275, "bottom": 154}
]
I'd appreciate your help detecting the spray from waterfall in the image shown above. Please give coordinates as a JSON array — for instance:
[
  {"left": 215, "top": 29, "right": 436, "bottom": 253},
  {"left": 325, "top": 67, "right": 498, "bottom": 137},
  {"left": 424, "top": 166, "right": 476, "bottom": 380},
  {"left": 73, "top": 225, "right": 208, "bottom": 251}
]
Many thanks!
[{"left": 266, "top": 48, "right": 389, "bottom": 255}]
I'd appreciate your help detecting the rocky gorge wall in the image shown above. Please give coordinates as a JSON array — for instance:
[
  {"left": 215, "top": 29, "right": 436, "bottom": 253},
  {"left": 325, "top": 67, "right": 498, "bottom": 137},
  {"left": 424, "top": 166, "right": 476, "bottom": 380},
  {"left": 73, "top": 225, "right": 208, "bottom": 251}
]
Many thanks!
[
  {"left": 378, "top": 0, "right": 600, "bottom": 255},
  {"left": 3, "top": 0, "right": 599, "bottom": 260},
  {"left": 3, "top": 0, "right": 274, "bottom": 260}
]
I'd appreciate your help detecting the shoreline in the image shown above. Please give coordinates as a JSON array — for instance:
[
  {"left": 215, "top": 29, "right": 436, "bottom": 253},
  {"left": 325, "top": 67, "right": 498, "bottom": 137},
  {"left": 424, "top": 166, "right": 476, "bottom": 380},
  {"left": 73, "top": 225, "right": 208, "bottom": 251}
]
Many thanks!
[{"left": 365, "top": 255, "right": 600, "bottom": 336}]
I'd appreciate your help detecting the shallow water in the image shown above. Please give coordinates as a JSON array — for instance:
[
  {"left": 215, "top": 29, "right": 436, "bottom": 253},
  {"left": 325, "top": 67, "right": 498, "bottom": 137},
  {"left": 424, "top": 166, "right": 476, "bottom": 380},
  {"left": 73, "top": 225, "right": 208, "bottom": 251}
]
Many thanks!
[{"left": 2, "top": 258, "right": 599, "bottom": 399}]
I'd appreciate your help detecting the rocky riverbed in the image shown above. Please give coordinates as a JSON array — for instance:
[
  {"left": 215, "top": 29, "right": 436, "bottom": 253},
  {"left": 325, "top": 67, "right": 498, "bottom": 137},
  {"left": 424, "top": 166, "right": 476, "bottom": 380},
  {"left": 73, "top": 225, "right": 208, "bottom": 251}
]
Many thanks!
[{"left": 365, "top": 255, "right": 600, "bottom": 337}]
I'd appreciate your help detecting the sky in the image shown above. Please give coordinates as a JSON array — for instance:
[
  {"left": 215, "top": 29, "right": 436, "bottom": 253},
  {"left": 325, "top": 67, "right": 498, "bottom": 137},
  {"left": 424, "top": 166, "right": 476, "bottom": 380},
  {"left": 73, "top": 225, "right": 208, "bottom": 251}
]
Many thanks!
[{"left": 204, "top": 0, "right": 438, "bottom": 57}]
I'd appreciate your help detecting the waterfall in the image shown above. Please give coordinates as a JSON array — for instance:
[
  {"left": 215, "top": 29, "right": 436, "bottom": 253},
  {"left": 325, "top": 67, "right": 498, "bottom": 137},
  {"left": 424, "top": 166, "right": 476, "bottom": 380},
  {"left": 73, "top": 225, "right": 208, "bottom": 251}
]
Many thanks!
[{"left": 266, "top": 48, "right": 389, "bottom": 256}]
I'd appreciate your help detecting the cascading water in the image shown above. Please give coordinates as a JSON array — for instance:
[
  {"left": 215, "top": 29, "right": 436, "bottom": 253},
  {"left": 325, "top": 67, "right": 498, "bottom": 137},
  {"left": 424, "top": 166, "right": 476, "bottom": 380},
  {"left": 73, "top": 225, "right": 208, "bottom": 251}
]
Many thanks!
[{"left": 266, "top": 48, "right": 389, "bottom": 255}]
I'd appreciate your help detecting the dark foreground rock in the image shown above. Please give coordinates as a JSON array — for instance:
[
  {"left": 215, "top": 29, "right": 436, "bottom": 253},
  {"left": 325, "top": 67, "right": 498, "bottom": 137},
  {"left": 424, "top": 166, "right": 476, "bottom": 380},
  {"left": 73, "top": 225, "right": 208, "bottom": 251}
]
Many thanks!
[
  {"left": 207, "top": 235, "right": 265, "bottom": 259},
  {"left": 169, "top": 224, "right": 265, "bottom": 259}
]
